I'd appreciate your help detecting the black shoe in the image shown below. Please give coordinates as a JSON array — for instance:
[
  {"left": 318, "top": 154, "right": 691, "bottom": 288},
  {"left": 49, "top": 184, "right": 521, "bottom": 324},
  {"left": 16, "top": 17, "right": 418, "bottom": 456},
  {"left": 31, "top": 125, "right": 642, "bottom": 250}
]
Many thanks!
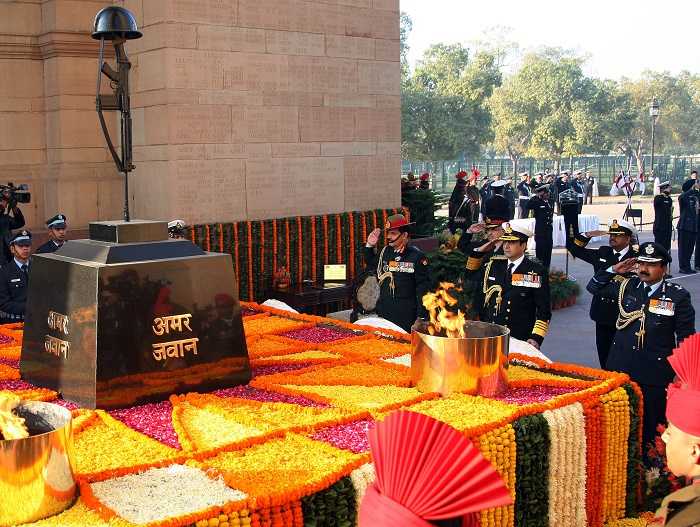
[{"left": 679, "top": 268, "right": 697, "bottom": 274}]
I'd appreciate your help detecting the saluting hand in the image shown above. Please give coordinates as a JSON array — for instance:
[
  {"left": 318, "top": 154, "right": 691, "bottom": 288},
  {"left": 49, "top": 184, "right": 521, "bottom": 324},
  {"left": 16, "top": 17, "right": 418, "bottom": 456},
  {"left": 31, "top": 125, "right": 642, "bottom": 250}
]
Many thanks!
[
  {"left": 366, "top": 228, "right": 381, "bottom": 247},
  {"left": 613, "top": 257, "right": 637, "bottom": 275},
  {"left": 584, "top": 230, "right": 607, "bottom": 238},
  {"left": 467, "top": 222, "right": 486, "bottom": 234}
]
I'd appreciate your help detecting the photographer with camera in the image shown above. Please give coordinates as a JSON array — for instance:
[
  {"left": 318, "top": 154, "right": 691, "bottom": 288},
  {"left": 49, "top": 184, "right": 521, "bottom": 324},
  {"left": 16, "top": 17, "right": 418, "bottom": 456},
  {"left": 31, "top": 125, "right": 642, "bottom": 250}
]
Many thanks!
[{"left": 0, "top": 183, "right": 29, "bottom": 264}]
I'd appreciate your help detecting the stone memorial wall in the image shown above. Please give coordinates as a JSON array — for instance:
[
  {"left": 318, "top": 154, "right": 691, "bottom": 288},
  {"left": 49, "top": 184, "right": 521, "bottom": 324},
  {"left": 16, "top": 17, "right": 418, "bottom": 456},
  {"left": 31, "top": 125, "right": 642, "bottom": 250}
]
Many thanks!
[{"left": 0, "top": 0, "right": 401, "bottom": 229}]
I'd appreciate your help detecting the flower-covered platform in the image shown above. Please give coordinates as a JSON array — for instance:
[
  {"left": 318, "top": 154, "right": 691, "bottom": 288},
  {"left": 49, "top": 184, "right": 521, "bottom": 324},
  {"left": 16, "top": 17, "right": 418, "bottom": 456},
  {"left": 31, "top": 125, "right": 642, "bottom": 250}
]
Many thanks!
[{"left": 0, "top": 305, "right": 646, "bottom": 527}]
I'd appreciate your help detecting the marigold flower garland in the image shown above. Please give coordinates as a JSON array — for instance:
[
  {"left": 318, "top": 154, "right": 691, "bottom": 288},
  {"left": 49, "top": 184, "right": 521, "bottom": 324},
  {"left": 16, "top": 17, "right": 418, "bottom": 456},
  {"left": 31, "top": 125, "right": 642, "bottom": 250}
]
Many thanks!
[
  {"left": 310, "top": 216, "right": 316, "bottom": 282},
  {"left": 601, "top": 387, "right": 631, "bottom": 522},
  {"left": 477, "top": 424, "right": 517, "bottom": 527},
  {"left": 348, "top": 213, "right": 355, "bottom": 277},
  {"left": 233, "top": 222, "right": 240, "bottom": 282},
  {"left": 283, "top": 219, "right": 290, "bottom": 272},
  {"left": 335, "top": 214, "right": 342, "bottom": 264},
  {"left": 296, "top": 217, "right": 303, "bottom": 285},
  {"left": 583, "top": 397, "right": 605, "bottom": 527}
]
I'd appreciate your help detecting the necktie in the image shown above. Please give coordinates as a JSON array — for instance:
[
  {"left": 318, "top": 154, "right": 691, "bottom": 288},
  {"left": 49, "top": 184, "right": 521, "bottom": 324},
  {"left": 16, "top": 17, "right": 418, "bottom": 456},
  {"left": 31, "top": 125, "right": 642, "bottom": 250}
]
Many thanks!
[
  {"left": 644, "top": 285, "right": 652, "bottom": 297},
  {"left": 613, "top": 252, "right": 621, "bottom": 262},
  {"left": 20, "top": 264, "right": 28, "bottom": 277},
  {"left": 508, "top": 263, "right": 514, "bottom": 277}
]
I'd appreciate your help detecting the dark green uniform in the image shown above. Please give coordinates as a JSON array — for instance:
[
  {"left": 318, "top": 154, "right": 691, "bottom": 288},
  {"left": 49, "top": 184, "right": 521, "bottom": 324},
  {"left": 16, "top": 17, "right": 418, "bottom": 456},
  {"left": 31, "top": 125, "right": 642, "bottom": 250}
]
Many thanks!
[
  {"left": 364, "top": 244, "right": 430, "bottom": 332},
  {"left": 466, "top": 251, "right": 551, "bottom": 345}
]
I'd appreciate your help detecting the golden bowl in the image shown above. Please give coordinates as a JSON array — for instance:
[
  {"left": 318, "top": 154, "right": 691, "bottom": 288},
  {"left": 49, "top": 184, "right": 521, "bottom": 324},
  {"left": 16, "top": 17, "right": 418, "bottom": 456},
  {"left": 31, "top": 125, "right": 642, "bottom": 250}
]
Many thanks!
[
  {"left": 0, "top": 401, "right": 76, "bottom": 526},
  {"left": 411, "top": 321, "right": 510, "bottom": 397}
]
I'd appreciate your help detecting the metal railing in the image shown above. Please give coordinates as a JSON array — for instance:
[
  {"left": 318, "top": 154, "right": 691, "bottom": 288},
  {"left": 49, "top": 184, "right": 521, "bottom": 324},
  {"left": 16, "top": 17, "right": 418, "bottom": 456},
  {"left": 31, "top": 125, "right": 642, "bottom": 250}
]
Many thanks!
[{"left": 403, "top": 155, "right": 700, "bottom": 195}]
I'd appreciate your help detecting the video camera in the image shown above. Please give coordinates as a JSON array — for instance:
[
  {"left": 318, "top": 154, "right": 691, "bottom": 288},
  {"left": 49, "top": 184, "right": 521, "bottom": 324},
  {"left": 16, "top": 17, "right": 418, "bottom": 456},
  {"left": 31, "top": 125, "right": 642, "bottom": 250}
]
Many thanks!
[{"left": 0, "top": 183, "right": 30, "bottom": 205}]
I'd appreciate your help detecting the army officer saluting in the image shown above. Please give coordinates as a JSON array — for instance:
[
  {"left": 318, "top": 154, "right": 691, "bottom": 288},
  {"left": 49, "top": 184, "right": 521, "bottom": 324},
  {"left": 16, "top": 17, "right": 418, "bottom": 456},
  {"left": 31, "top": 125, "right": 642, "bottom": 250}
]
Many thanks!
[
  {"left": 466, "top": 223, "right": 552, "bottom": 349},
  {"left": 364, "top": 214, "right": 430, "bottom": 332}
]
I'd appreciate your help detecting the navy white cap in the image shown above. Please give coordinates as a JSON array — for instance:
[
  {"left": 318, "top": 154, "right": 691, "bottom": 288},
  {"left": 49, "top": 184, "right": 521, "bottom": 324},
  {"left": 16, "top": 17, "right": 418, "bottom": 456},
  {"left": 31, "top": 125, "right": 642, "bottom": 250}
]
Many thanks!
[
  {"left": 659, "top": 181, "right": 671, "bottom": 189},
  {"left": 46, "top": 213, "right": 67, "bottom": 229},
  {"left": 491, "top": 180, "right": 508, "bottom": 188},
  {"left": 535, "top": 183, "right": 550, "bottom": 192},
  {"left": 10, "top": 230, "right": 31, "bottom": 246},
  {"left": 500, "top": 222, "right": 532, "bottom": 242},
  {"left": 608, "top": 219, "right": 636, "bottom": 236}
]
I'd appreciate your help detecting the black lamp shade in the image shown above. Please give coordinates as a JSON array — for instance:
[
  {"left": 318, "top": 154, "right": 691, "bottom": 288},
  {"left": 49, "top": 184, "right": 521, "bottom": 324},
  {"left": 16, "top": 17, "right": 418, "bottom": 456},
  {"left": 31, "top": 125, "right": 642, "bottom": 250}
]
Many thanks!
[{"left": 92, "top": 6, "right": 142, "bottom": 40}]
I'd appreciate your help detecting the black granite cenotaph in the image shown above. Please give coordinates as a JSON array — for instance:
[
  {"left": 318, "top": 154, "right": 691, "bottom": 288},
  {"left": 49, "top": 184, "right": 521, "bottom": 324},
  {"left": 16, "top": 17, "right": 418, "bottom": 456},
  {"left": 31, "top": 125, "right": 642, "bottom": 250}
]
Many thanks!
[
  {"left": 20, "top": 221, "right": 252, "bottom": 408},
  {"left": 19, "top": 7, "right": 251, "bottom": 408}
]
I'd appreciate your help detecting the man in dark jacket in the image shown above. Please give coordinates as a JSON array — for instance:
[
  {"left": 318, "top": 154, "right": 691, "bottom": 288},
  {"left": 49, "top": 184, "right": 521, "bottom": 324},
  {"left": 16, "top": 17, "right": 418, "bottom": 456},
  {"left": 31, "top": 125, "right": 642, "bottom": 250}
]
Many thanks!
[
  {"left": 0, "top": 230, "right": 32, "bottom": 323},
  {"left": 567, "top": 219, "right": 638, "bottom": 368},
  {"left": 587, "top": 242, "right": 695, "bottom": 450},
  {"left": 654, "top": 181, "right": 674, "bottom": 253},
  {"left": 526, "top": 184, "right": 554, "bottom": 269},
  {"left": 572, "top": 170, "right": 585, "bottom": 213},
  {"left": 36, "top": 214, "right": 67, "bottom": 254},
  {"left": 466, "top": 223, "right": 551, "bottom": 349},
  {"left": 503, "top": 179, "right": 516, "bottom": 220},
  {"left": 516, "top": 172, "right": 532, "bottom": 219},
  {"left": 364, "top": 214, "right": 430, "bottom": 332},
  {"left": 677, "top": 179, "right": 699, "bottom": 274}
]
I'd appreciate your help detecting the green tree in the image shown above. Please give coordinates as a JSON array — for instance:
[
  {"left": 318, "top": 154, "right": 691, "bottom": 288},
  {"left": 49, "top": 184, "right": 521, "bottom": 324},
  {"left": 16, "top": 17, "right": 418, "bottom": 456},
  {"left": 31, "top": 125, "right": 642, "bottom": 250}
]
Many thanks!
[
  {"left": 490, "top": 75, "right": 536, "bottom": 176},
  {"left": 491, "top": 50, "right": 613, "bottom": 169},
  {"left": 402, "top": 44, "right": 501, "bottom": 161},
  {"left": 613, "top": 72, "right": 700, "bottom": 173},
  {"left": 400, "top": 12, "right": 413, "bottom": 84}
]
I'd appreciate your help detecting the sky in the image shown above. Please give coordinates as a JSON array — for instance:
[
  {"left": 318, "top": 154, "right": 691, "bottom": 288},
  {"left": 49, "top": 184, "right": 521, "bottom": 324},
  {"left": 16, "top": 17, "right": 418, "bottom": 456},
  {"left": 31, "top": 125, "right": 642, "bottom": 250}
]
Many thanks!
[{"left": 401, "top": 0, "right": 700, "bottom": 80}]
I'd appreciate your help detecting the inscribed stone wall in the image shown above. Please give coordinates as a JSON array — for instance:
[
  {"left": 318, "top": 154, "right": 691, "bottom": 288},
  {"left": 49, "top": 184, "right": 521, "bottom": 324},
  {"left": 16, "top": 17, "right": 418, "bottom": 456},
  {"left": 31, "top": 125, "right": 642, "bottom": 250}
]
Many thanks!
[
  {"left": 0, "top": 0, "right": 400, "bottom": 228},
  {"left": 0, "top": 0, "right": 123, "bottom": 230}
]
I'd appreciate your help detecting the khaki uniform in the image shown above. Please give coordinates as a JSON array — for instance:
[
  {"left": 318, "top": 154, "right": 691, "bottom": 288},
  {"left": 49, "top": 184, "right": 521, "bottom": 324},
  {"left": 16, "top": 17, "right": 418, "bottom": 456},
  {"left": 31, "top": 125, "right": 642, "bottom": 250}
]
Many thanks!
[{"left": 654, "top": 482, "right": 700, "bottom": 526}]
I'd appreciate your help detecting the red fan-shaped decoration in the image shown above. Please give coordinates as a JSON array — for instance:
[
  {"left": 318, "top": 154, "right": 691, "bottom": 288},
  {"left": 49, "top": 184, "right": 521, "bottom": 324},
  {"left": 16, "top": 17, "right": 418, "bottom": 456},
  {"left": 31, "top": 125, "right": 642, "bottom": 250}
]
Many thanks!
[
  {"left": 669, "top": 333, "right": 700, "bottom": 389},
  {"left": 359, "top": 411, "right": 512, "bottom": 527}
]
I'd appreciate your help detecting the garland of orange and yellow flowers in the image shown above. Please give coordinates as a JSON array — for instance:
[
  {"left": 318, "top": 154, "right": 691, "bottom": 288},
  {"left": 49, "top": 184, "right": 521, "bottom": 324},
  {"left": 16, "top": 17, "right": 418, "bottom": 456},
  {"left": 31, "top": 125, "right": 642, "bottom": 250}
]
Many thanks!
[
  {"left": 477, "top": 424, "right": 517, "bottom": 527},
  {"left": 601, "top": 387, "right": 631, "bottom": 523}
]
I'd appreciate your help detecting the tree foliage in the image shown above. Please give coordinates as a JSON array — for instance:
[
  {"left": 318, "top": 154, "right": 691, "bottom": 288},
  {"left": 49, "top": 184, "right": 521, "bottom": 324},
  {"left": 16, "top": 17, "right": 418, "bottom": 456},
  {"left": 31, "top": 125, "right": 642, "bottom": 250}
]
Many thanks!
[
  {"left": 400, "top": 13, "right": 700, "bottom": 163},
  {"left": 402, "top": 43, "right": 501, "bottom": 161}
]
